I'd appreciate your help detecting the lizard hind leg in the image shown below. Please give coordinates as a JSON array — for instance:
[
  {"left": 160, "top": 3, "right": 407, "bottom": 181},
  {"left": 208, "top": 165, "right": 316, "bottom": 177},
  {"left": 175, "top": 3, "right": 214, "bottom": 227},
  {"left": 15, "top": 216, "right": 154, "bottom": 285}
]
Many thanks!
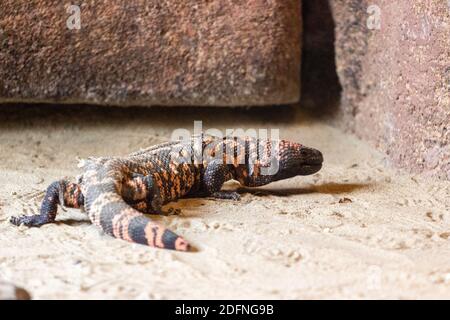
[
  {"left": 121, "top": 173, "right": 165, "bottom": 215},
  {"left": 84, "top": 161, "right": 190, "bottom": 251},
  {"left": 10, "top": 180, "right": 84, "bottom": 227}
]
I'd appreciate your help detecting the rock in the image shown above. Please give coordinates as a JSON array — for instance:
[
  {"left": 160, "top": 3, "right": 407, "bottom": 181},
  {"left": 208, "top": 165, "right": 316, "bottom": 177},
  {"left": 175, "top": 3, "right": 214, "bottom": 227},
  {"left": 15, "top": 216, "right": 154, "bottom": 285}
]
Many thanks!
[
  {"left": 0, "top": 1, "right": 302, "bottom": 106},
  {"left": 328, "top": 0, "right": 450, "bottom": 179},
  {"left": 0, "top": 280, "right": 31, "bottom": 300}
]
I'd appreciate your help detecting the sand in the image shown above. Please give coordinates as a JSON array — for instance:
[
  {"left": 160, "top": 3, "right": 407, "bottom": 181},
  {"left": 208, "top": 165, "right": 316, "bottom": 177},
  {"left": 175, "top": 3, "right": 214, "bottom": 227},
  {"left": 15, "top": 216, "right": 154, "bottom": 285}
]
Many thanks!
[{"left": 0, "top": 104, "right": 449, "bottom": 299}]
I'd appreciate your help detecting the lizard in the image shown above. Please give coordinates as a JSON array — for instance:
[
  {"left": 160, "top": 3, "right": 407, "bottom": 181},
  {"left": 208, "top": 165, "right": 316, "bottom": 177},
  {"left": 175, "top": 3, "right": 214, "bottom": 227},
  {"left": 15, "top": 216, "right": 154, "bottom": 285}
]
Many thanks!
[{"left": 10, "top": 134, "right": 323, "bottom": 252}]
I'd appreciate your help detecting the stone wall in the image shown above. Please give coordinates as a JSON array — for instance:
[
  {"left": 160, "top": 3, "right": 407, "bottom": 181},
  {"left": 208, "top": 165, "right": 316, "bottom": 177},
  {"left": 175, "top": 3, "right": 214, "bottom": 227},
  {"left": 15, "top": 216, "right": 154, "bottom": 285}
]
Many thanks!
[
  {"left": 0, "top": 0, "right": 302, "bottom": 106},
  {"left": 326, "top": 0, "right": 449, "bottom": 179}
]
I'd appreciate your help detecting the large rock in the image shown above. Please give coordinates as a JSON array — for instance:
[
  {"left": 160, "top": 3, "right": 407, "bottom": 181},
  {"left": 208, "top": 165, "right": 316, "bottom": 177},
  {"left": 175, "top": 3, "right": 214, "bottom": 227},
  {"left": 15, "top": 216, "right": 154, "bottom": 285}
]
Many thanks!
[
  {"left": 0, "top": 1, "right": 302, "bottom": 106},
  {"left": 0, "top": 280, "right": 31, "bottom": 300},
  {"left": 329, "top": 0, "right": 450, "bottom": 179}
]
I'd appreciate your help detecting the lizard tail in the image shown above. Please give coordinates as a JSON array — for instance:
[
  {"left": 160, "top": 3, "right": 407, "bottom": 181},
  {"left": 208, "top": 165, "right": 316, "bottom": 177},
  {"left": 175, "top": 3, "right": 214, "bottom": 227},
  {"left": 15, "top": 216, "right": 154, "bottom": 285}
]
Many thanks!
[{"left": 81, "top": 159, "right": 190, "bottom": 251}]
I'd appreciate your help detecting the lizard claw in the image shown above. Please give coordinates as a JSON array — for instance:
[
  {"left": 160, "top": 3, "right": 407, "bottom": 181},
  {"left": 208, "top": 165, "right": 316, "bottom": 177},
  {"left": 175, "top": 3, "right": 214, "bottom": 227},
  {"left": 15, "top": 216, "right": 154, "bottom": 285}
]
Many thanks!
[
  {"left": 9, "top": 215, "right": 22, "bottom": 226},
  {"left": 212, "top": 191, "right": 241, "bottom": 201},
  {"left": 163, "top": 207, "right": 182, "bottom": 216},
  {"left": 10, "top": 214, "right": 50, "bottom": 227}
]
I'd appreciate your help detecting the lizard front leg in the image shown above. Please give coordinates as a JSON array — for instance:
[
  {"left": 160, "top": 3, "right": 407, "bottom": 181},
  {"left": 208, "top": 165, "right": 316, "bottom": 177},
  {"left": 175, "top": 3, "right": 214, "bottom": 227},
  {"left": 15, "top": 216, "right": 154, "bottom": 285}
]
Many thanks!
[
  {"left": 203, "top": 159, "right": 241, "bottom": 201},
  {"left": 10, "top": 180, "right": 84, "bottom": 227}
]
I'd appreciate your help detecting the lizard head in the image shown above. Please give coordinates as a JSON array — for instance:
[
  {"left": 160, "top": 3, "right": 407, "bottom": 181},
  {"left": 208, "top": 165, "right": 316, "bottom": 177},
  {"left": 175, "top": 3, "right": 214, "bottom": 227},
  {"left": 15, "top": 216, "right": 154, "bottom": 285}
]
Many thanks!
[{"left": 272, "top": 140, "right": 323, "bottom": 180}]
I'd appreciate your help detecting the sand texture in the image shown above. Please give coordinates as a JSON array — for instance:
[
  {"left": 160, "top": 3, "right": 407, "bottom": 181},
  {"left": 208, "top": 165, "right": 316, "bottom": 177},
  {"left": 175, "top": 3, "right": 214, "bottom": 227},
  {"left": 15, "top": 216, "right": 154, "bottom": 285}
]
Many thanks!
[{"left": 0, "top": 105, "right": 449, "bottom": 299}]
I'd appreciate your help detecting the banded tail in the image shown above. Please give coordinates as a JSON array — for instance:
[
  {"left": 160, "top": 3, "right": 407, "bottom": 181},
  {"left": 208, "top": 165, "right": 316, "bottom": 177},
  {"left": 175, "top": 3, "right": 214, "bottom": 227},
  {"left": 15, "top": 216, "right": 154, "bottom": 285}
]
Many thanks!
[{"left": 82, "top": 159, "right": 190, "bottom": 251}]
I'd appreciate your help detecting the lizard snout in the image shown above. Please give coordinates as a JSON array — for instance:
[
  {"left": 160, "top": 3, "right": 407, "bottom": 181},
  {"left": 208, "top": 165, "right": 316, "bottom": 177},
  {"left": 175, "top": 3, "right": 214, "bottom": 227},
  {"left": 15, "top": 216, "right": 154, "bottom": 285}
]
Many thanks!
[
  {"left": 301, "top": 147, "right": 323, "bottom": 166},
  {"left": 296, "top": 147, "right": 323, "bottom": 175}
]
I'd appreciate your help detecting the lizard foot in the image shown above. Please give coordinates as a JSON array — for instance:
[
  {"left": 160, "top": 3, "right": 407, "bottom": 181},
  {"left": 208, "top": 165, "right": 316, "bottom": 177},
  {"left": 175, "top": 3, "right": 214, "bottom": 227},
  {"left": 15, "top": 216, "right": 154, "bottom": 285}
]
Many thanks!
[
  {"left": 164, "top": 207, "right": 182, "bottom": 216},
  {"left": 10, "top": 214, "right": 53, "bottom": 227},
  {"left": 212, "top": 191, "right": 241, "bottom": 201}
]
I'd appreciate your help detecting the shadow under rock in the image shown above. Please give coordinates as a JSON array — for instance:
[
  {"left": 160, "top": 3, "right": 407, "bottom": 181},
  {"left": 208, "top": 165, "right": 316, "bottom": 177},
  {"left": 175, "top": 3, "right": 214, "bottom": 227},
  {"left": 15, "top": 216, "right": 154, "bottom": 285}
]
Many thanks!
[{"left": 0, "top": 102, "right": 307, "bottom": 130}]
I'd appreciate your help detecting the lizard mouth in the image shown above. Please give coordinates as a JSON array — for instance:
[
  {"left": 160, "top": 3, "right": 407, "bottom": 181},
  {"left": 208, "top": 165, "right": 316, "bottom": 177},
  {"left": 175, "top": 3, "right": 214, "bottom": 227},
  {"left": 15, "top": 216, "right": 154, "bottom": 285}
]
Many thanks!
[
  {"left": 298, "top": 148, "right": 323, "bottom": 175},
  {"left": 299, "top": 163, "right": 322, "bottom": 175}
]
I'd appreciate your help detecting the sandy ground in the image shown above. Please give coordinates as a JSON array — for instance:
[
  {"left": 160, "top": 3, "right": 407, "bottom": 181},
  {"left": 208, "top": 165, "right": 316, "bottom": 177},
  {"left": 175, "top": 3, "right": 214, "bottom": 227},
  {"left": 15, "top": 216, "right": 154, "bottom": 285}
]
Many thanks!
[{"left": 0, "top": 104, "right": 449, "bottom": 300}]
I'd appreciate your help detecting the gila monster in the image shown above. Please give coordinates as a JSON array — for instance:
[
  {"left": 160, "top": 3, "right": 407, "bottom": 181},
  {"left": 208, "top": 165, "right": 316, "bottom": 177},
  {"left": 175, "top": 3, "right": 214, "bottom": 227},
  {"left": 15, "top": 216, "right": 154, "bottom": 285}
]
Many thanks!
[{"left": 10, "top": 134, "right": 323, "bottom": 252}]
